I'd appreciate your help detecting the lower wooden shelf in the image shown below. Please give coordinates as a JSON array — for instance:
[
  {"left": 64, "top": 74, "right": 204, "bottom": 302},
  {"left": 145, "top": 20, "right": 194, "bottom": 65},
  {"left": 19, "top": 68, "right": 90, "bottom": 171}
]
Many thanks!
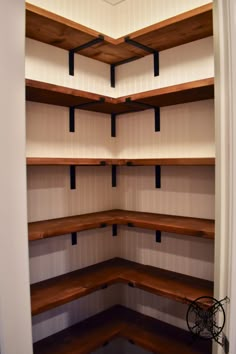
[
  {"left": 33, "top": 305, "right": 212, "bottom": 354},
  {"left": 31, "top": 258, "right": 213, "bottom": 316},
  {"left": 28, "top": 209, "right": 215, "bottom": 241}
]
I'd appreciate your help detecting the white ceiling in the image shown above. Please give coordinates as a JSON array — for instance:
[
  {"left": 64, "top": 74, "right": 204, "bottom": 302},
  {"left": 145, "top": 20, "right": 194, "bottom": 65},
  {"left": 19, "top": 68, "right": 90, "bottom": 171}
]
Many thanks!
[{"left": 103, "top": 0, "right": 126, "bottom": 5}]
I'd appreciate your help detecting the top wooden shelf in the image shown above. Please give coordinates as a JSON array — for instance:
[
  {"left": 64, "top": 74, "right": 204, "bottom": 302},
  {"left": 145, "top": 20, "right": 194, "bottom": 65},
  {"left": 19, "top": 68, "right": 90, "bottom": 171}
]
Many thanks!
[
  {"left": 26, "top": 3, "right": 213, "bottom": 65},
  {"left": 26, "top": 78, "right": 214, "bottom": 114},
  {"left": 33, "top": 305, "right": 211, "bottom": 354}
]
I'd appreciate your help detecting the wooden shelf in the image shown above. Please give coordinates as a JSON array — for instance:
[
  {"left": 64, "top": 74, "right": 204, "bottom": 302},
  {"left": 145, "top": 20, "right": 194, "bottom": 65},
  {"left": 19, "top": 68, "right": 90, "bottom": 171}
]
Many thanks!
[
  {"left": 26, "top": 78, "right": 214, "bottom": 113},
  {"left": 27, "top": 157, "right": 215, "bottom": 166},
  {"left": 31, "top": 258, "right": 213, "bottom": 316},
  {"left": 28, "top": 209, "right": 214, "bottom": 241},
  {"left": 33, "top": 305, "right": 211, "bottom": 354},
  {"left": 122, "top": 157, "right": 215, "bottom": 166},
  {"left": 26, "top": 157, "right": 119, "bottom": 166},
  {"left": 121, "top": 77, "right": 214, "bottom": 108},
  {"left": 25, "top": 79, "right": 120, "bottom": 114},
  {"left": 26, "top": 3, "right": 212, "bottom": 65}
]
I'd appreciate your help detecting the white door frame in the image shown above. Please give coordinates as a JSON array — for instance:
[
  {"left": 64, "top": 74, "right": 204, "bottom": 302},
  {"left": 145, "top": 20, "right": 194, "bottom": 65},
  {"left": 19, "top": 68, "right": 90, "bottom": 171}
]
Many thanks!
[
  {"left": 214, "top": 0, "right": 236, "bottom": 353},
  {"left": 0, "top": 1, "right": 33, "bottom": 353}
]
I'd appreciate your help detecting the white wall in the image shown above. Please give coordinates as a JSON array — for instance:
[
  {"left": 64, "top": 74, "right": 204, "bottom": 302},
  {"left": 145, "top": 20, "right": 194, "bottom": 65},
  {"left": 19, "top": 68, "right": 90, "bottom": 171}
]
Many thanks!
[{"left": 0, "top": 1, "right": 33, "bottom": 354}]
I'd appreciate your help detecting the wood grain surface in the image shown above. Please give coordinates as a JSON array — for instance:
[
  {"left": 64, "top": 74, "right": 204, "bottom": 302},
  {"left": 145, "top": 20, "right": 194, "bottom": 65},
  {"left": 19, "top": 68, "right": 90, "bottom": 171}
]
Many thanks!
[
  {"left": 28, "top": 209, "right": 215, "bottom": 241},
  {"left": 31, "top": 258, "right": 213, "bottom": 315},
  {"left": 27, "top": 157, "right": 215, "bottom": 166},
  {"left": 26, "top": 78, "right": 214, "bottom": 113},
  {"left": 33, "top": 305, "right": 212, "bottom": 354},
  {"left": 26, "top": 3, "right": 213, "bottom": 65}
]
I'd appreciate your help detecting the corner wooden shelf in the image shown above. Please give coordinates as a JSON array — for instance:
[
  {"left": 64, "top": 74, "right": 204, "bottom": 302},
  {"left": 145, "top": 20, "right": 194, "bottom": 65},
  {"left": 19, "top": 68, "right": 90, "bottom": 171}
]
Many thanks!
[
  {"left": 27, "top": 157, "right": 215, "bottom": 166},
  {"left": 26, "top": 157, "right": 119, "bottom": 166},
  {"left": 33, "top": 305, "right": 211, "bottom": 354},
  {"left": 26, "top": 78, "right": 214, "bottom": 114},
  {"left": 26, "top": 3, "right": 212, "bottom": 65},
  {"left": 31, "top": 258, "right": 213, "bottom": 316},
  {"left": 28, "top": 209, "right": 214, "bottom": 241},
  {"left": 25, "top": 79, "right": 120, "bottom": 114},
  {"left": 122, "top": 157, "right": 215, "bottom": 166}
]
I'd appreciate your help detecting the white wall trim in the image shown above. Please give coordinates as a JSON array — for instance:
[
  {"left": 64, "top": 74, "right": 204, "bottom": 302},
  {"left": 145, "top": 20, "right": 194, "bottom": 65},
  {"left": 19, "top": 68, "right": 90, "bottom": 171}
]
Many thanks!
[
  {"left": 0, "top": 1, "right": 33, "bottom": 353},
  {"left": 214, "top": 0, "right": 235, "bottom": 353}
]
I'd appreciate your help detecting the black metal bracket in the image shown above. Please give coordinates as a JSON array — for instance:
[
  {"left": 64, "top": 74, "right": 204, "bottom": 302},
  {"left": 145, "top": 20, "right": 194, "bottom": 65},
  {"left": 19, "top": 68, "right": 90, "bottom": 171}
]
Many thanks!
[
  {"left": 111, "top": 113, "right": 116, "bottom": 137},
  {"left": 156, "top": 230, "right": 162, "bottom": 243},
  {"left": 69, "top": 35, "right": 104, "bottom": 76},
  {"left": 71, "top": 232, "right": 77, "bottom": 245},
  {"left": 69, "top": 98, "right": 105, "bottom": 132},
  {"left": 103, "top": 341, "right": 109, "bottom": 347},
  {"left": 129, "top": 339, "right": 135, "bottom": 345},
  {"left": 110, "top": 65, "right": 115, "bottom": 88},
  {"left": 127, "top": 222, "right": 134, "bottom": 228},
  {"left": 112, "top": 165, "right": 117, "bottom": 187},
  {"left": 109, "top": 38, "right": 159, "bottom": 87},
  {"left": 70, "top": 165, "right": 76, "bottom": 190},
  {"left": 125, "top": 98, "right": 160, "bottom": 132},
  {"left": 101, "top": 284, "right": 108, "bottom": 290},
  {"left": 125, "top": 36, "right": 159, "bottom": 75},
  {"left": 110, "top": 56, "right": 139, "bottom": 87},
  {"left": 128, "top": 282, "right": 135, "bottom": 288},
  {"left": 100, "top": 223, "right": 107, "bottom": 228},
  {"left": 69, "top": 107, "right": 75, "bottom": 132},
  {"left": 155, "top": 165, "right": 161, "bottom": 188},
  {"left": 155, "top": 107, "right": 160, "bottom": 132},
  {"left": 112, "top": 224, "right": 117, "bottom": 236}
]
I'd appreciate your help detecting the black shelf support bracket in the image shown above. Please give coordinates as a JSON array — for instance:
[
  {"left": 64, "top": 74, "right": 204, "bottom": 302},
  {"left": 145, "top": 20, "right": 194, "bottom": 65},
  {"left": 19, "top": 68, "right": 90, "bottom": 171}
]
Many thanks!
[
  {"left": 71, "top": 232, "right": 77, "bottom": 245},
  {"left": 155, "top": 107, "right": 160, "bottom": 132},
  {"left": 101, "top": 284, "right": 108, "bottom": 289},
  {"left": 70, "top": 165, "right": 76, "bottom": 190},
  {"left": 100, "top": 223, "right": 107, "bottom": 228},
  {"left": 69, "top": 97, "right": 105, "bottom": 132},
  {"left": 112, "top": 165, "right": 117, "bottom": 187},
  {"left": 111, "top": 65, "right": 115, "bottom": 88},
  {"left": 112, "top": 224, "right": 117, "bottom": 237},
  {"left": 127, "top": 222, "right": 134, "bottom": 228},
  {"left": 153, "top": 50, "right": 159, "bottom": 77},
  {"left": 103, "top": 341, "right": 109, "bottom": 347},
  {"left": 111, "top": 113, "right": 116, "bottom": 137},
  {"left": 124, "top": 36, "right": 159, "bottom": 78},
  {"left": 155, "top": 165, "right": 161, "bottom": 188},
  {"left": 156, "top": 230, "right": 162, "bottom": 243},
  {"left": 125, "top": 98, "right": 160, "bottom": 133},
  {"left": 69, "top": 35, "right": 104, "bottom": 76},
  {"left": 69, "top": 107, "right": 75, "bottom": 132},
  {"left": 110, "top": 56, "right": 139, "bottom": 87},
  {"left": 128, "top": 282, "right": 135, "bottom": 288}
]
